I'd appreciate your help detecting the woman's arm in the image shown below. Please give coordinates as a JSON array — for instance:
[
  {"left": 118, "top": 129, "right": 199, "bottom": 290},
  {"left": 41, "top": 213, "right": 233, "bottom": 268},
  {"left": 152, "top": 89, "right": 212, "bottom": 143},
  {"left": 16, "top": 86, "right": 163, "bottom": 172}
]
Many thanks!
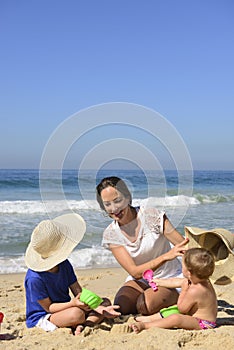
[
  {"left": 163, "top": 215, "right": 189, "bottom": 261},
  {"left": 163, "top": 215, "right": 186, "bottom": 245},
  {"left": 109, "top": 213, "right": 188, "bottom": 280},
  {"left": 110, "top": 239, "right": 188, "bottom": 280}
]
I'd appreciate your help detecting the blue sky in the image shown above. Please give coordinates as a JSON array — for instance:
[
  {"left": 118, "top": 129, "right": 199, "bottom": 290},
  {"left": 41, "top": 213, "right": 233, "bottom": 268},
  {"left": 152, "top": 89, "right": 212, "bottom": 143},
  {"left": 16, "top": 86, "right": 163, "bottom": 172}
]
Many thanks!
[{"left": 0, "top": 0, "right": 234, "bottom": 170}]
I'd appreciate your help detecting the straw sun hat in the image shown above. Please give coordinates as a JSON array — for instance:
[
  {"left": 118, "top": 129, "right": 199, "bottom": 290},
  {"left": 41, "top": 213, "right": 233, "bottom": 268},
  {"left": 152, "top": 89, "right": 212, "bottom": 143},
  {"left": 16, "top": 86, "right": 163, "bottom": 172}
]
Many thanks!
[
  {"left": 184, "top": 226, "right": 234, "bottom": 285},
  {"left": 25, "top": 213, "right": 86, "bottom": 272}
]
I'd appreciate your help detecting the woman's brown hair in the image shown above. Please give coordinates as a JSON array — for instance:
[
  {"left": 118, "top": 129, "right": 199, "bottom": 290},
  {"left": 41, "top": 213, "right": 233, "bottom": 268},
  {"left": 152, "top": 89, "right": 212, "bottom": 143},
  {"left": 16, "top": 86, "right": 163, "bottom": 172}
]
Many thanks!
[{"left": 96, "top": 176, "right": 132, "bottom": 211}]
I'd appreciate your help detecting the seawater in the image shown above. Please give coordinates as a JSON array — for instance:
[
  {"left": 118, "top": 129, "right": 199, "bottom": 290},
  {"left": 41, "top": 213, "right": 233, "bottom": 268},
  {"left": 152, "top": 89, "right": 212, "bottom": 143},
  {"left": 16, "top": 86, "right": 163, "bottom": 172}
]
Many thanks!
[{"left": 0, "top": 169, "right": 233, "bottom": 274}]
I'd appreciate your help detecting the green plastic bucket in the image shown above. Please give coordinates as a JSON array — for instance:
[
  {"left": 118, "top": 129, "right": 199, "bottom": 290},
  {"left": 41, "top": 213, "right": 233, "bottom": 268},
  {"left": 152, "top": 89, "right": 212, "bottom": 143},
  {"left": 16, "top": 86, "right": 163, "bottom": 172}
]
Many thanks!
[
  {"left": 160, "top": 305, "right": 180, "bottom": 318},
  {"left": 80, "top": 288, "right": 103, "bottom": 309}
]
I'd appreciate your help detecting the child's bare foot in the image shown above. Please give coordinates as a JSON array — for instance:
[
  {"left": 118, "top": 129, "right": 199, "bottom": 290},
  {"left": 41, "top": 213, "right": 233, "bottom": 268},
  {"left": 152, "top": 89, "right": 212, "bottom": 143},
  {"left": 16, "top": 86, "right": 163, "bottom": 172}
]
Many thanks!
[
  {"left": 131, "top": 322, "right": 145, "bottom": 334},
  {"left": 74, "top": 325, "right": 84, "bottom": 335}
]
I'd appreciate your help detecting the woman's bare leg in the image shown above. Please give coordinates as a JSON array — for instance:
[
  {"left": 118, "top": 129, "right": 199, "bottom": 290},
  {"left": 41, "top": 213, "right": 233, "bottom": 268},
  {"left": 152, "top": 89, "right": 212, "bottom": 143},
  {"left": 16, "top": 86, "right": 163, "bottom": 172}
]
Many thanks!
[
  {"left": 137, "top": 286, "right": 179, "bottom": 315},
  {"left": 114, "top": 282, "right": 179, "bottom": 316},
  {"left": 114, "top": 281, "right": 148, "bottom": 315}
]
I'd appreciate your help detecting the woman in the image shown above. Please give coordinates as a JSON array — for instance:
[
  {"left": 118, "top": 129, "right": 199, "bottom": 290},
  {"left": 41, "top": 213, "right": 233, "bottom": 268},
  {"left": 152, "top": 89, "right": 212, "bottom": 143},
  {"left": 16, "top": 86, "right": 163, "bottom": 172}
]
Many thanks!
[{"left": 96, "top": 176, "right": 189, "bottom": 316}]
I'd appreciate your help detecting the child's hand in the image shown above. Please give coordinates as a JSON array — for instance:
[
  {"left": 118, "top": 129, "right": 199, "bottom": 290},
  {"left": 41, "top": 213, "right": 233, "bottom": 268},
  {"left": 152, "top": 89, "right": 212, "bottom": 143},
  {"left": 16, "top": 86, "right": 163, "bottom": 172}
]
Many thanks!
[
  {"left": 95, "top": 304, "right": 121, "bottom": 318},
  {"left": 72, "top": 295, "right": 91, "bottom": 311},
  {"left": 181, "top": 279, "right": 191, "bottom": 291},
  {"left": 152, "top": 278, "right": 161, "bottom": 286}
]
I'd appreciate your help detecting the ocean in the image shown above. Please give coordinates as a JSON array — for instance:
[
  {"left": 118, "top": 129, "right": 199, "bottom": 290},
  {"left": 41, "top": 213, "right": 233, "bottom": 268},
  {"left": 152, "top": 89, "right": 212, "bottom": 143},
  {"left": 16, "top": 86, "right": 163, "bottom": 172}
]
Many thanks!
[{"left": 0, "top": 169, "right": 233, "bottom": 274}]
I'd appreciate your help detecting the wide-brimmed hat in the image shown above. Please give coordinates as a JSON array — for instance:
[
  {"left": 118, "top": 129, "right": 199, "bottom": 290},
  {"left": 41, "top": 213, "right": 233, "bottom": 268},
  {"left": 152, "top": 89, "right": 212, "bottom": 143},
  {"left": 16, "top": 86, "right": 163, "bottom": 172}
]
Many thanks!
[
  {"left": 184, "top": 226, "right": 234, "bottom": 285},
  {"left": 25, "top": 213, "right": 86, "bottom": 271}
]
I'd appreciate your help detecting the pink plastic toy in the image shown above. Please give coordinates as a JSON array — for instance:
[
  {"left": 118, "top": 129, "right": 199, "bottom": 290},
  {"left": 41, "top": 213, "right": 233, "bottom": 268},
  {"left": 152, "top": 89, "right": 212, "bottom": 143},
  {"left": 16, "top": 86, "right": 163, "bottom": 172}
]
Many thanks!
[
  {"left": 0, "top": 312, "right": 4, "bottom": 333},
  {"left": 142, "top": 269, "right": 158, "bottom": 291}
]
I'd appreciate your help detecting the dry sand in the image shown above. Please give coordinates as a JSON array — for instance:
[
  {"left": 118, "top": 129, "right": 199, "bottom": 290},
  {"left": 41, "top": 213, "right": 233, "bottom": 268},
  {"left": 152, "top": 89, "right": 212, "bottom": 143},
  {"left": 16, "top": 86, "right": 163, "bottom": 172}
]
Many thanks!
[{"left": 0, "top": 267, "right": 233, "bottom": 350}]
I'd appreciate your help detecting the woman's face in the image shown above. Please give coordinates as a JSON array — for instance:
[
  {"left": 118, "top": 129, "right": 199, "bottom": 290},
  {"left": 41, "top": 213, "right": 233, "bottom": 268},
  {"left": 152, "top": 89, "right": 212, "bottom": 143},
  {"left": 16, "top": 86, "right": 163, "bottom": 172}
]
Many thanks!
[{"left": 100, "top": 186, "right": 130, "bottom": 222}]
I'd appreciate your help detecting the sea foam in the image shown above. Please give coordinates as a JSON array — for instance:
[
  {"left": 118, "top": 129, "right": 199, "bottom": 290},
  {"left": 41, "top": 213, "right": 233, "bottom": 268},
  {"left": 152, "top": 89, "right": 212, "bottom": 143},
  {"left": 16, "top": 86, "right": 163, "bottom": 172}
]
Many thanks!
[{"left": 0, "top": 196, "right": 202, "bottom": 214}]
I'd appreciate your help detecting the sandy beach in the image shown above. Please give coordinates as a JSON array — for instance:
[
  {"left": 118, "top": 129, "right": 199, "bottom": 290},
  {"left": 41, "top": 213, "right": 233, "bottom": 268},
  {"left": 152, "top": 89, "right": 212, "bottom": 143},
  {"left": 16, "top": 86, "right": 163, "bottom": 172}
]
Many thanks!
[{"left": 0, "top": 267, "right": 234, "bottom": 350}]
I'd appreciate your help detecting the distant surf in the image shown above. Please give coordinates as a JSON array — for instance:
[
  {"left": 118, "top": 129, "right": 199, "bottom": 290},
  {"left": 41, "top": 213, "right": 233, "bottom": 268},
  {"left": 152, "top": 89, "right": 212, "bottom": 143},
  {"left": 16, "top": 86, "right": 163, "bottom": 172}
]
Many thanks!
[{"left": 1, "top": 169, "right": 233, "bottom": 273}]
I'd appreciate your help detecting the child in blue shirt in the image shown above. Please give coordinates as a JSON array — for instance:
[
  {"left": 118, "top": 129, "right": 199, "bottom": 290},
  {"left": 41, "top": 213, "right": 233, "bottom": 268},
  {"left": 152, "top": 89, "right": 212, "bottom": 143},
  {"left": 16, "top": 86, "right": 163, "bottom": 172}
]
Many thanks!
[{"left": 24, "top": 213, "right": 120, "bottom": 335}]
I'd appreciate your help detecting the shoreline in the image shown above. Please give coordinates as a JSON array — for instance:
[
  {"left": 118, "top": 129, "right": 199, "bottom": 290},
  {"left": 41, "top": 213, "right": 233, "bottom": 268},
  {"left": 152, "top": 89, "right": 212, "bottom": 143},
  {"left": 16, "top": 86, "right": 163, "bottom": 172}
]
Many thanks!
[{"left": 0, "top": 268, "right": 234, "bottom": 349}]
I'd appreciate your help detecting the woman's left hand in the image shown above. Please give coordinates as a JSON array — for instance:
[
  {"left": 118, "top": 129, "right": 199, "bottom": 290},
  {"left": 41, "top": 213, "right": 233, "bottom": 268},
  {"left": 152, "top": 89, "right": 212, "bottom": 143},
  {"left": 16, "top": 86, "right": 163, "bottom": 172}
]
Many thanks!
[{"left": 166, "top": 238, "right": 189, "bottom": 260}]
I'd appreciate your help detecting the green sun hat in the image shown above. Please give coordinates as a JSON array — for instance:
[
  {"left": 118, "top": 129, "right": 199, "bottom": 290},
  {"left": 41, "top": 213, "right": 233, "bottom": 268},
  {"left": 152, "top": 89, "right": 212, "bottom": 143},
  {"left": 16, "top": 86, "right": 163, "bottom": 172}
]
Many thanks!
[{"left": 80, "top": 288, "right": 103, "bottom": 309}]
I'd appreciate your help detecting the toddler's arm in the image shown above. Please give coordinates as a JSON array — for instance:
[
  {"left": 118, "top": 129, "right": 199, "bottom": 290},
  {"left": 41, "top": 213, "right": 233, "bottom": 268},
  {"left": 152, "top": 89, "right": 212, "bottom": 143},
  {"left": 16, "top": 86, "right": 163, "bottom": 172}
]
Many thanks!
[
  {"left": 153, "top": 277, "right": 185, "bottom": 289},
  {"left": 177, "top": 280, "right": 196, "bottom": 314}
]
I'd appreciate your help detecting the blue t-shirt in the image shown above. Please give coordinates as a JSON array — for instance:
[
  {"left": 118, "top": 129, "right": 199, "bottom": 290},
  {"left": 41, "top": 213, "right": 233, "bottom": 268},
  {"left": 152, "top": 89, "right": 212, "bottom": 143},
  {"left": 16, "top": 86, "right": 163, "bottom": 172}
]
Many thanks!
[{"left": 24, "top": 259, "right": 77, "bottom": 328}]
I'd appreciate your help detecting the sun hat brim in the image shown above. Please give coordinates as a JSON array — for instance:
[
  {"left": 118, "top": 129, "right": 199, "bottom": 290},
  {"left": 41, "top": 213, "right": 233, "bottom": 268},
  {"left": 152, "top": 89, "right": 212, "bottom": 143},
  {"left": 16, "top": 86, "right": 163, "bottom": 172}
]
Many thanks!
[
  {"left": 184, "top": 226, "right": 234, "bottom": 285},
  {"left": 184, "top": 226, "right": 234, "bottom": 256},
  {"left": 25, "top": 213, "right": 86, "bottom": 271}
]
